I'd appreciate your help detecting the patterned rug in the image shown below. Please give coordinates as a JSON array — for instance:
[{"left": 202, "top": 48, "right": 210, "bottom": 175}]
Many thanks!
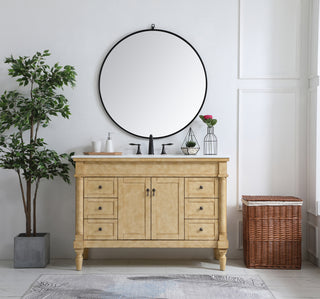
[{"left": 22, "top": 273, "right": 275, "bottom": 299}]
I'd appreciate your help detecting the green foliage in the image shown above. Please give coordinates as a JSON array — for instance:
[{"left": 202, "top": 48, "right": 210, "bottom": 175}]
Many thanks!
[
  {"left": 186, "top": 141, "right": 196, "bottom": 148},
  {"left": 199, "top": 115, "right": 217, "bottom": 128},
  {"left": 0, "top": 136, "right": 73, "bottom": 183},
  {"left": 0, "top": 50, "right": 77, "bottom": 235}
]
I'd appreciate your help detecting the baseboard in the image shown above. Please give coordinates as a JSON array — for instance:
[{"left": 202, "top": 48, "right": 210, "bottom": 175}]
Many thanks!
[{"left": 307, "top": 251, "right": 319, "bottom": 267}]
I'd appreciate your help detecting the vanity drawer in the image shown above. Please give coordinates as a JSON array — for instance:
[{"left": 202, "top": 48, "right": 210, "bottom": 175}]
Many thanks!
[
  {"left": 84, "top": 198, "right": 117, "bottom": 219},
  {"left": 84, "top": 178, "right": 117, "bottom": 197},
  {"left": 185, "top": 198, "right": 218, "bottom": 219},
  {"left": 185, "top": 178, "right": 218, "bottom": 198},
  {"left": 84, "top": 219, "right": 117, "bottom": 240},
  {"left": 185, "top": 220, "right": 218, "bottom": 240}
]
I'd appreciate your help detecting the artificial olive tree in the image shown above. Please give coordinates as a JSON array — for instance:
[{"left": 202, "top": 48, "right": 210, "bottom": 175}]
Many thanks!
[{"left": 0, "top": 50, "right": 76, "bottom": 236}]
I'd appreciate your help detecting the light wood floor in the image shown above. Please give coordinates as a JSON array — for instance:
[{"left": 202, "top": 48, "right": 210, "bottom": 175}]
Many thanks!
[{"left": 0, "top": 259, "right": 319, "bottom": 298}]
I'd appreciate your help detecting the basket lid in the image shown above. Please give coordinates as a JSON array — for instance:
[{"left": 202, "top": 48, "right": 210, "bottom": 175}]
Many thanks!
[{"left": 242, "top": 195, "right": 302, "bottom": 202}]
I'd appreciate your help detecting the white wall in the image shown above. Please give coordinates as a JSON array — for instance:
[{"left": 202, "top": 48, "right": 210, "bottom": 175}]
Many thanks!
[{"left": 0, "top": 0, "right": 308, "bottom": 260}]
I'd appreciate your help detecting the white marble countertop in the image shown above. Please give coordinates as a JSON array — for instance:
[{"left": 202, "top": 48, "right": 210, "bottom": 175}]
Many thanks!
[{"left": 72, "top": 154, "right": 230, "bottom": 159}]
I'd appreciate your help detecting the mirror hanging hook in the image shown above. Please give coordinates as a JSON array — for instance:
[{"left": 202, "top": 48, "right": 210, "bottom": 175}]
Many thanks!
[{"left": 151, "top": 24, "right": 155, "bottom": 30}]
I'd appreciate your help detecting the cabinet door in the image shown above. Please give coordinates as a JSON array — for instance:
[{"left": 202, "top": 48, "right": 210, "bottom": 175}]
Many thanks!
[
  {"left": 151, "top": 178, "right": 184, "bottom": 240},
  {"left": 118, "top": 178, "right": 151, "bottom": 239}
]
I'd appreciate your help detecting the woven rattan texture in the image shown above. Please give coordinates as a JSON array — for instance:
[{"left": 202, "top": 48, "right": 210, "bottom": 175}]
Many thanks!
[
  {"left": 242, "top": 195, "right": 302, "bottom": 202},
  {"left": 243, "top": 198, "right": 301, "bottom": 269}
]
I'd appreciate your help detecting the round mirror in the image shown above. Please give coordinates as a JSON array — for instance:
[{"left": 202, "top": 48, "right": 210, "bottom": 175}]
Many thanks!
[{"left": 99, "top": 28, "right": 207, "bottom": 139}]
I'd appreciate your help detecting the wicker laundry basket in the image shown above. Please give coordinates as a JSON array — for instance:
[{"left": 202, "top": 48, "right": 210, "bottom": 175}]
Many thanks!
[{"left": 242, "top": 196, "right": 302, "bottom": 269}]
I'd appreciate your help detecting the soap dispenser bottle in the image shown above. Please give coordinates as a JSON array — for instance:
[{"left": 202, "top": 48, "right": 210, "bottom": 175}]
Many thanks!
[{"left": 106, "top": 132, "right": 114, "bottom": 153}]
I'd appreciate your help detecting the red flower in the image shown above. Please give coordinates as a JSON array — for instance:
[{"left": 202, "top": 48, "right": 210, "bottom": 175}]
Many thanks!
[{"left": 199, "top": 114, "right": 217, "bottom": 127}]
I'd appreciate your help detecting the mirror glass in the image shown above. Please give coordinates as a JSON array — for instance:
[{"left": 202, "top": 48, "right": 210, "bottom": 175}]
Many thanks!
[{"left": 99, "top": 29, "right": 207, "bottom": 138}]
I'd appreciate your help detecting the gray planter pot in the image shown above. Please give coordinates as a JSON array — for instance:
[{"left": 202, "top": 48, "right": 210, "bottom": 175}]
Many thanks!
[{"left": 14, "top": 233, "right": 50, "bottom": 268}]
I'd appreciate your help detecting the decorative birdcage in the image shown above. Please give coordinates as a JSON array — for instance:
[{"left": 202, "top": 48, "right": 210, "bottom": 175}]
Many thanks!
[{"left": 181, "top": 127, "right": 200, "bottom": 155}]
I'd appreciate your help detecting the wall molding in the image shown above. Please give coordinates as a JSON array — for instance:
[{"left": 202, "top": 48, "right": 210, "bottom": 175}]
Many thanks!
[
  {"left": 237, "top": 89, "right": 298, "bottom": 209},
  {"left": 308, "top": 76, "right": 319, "bottom": 89},
  {"left": 307, "top": 221, "right": 319, "bottom": 258},
  {"left": 308, "top": 0, "right": 319, "bottom": 78},
  {"left": 238, "top": 0, "right": 301, "bottom": 79},
  {"left": 307, "top": 88, "right": 318, "bottom": 216}
]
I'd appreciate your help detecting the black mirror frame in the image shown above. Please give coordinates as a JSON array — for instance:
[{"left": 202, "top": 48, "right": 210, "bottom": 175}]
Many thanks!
[{"left": 98, "top": 27, "right": 208, "bottom": 139}]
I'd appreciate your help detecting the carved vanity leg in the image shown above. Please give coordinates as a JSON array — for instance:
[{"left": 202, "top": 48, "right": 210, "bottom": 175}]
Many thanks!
[
  {"left": 74, "top": 176, "right": 84, "bottom": 271},
  {"left": 83, "top": 248, "right": 89, "bottom": 260},
  {"left": 218, "top": 249, "right": 227, "bottom": 271},
  {"left": 218, "top": 170, "right": 228, "bottom": 271},
  {"left": 214, "top": 248, "right": 220, "bottom": 260},
  {"left": 75, "top": 249, "right": 84, "bottom": 271}
]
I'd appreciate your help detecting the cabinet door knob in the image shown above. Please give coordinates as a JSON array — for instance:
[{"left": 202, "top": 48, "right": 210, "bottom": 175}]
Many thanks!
[
  {"left": 152, "top": 188, "right": 156, "bottom": 196},
  {"left": 199, "top": 227, "right": 203, "bottom": 232},
  {"left": 199, "top": 206, "right": 203, "bottom": 210},
  {"left": 199, "top": 185, "right": 203, "bottom": 189},
  {"left": 98, "top": 227, "right": 102, "bottom": 231},
  {"left": 98, "top": 185, "right": 102, "bottom": 189},
  {"left": 146, "top": 188, "right": 150, "bottom": 196},
  {"left": 98, "top": 206, "right": 102, "bottom": 210}
]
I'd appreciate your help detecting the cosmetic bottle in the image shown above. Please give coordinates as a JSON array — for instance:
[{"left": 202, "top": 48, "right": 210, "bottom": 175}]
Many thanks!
[{"left": 106, "top": 132, "right": 114, "bottom": 152}]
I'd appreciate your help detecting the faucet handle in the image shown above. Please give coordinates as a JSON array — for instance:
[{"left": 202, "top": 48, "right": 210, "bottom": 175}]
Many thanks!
[
  {"left": 148, "top": 134, "right": 154, "bottom": 155},
  {"left": 129, "top": 143, "right": 142, "bottom": 155},
  {"left": 161, "top": 143, "right": 173, "bottom": 155}
]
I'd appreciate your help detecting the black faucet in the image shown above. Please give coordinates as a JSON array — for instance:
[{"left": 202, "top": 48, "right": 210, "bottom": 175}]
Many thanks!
[
  {"left": 129, "top": 143, "right": 142, "bottom": 155},
  {"left": 161, "top": 143, "right": 173, "bottom": 155},
  {"left": 148, "top": 134, "right": 154, "bottom": 155}
]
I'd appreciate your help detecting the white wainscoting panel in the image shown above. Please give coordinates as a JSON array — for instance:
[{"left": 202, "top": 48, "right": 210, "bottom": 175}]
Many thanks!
[
  {"left": 239, "top": 0, "right": 301, "bottom": 79},
  {"left": 238, "top": 90, "right": 297, "bottom": 207},
  {"left": 307, "top": 222, "right": 319, "bottom": 258},
  {"left": 307, "top": 88, "right": 318, "bottom": 215},
  {"left": 308, "top": 0, "right": 319, "bottom": 77}
]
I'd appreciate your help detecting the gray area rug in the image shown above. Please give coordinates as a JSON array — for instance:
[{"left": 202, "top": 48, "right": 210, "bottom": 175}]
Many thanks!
[{"left": 22, "top": 273, "right": 275, "bottom": 299}]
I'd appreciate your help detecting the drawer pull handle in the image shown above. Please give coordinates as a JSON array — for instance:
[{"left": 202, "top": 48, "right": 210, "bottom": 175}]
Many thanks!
[
  {"left": 98, "top": 227, "right": 102, "bottom": 231},
  {"left": 152, "top": 188, "right": 156, "bottom": 196},
  {"left": 98, "top": 206, "right": 102, "bottom": 210},
  {"left": 146, "top": 188, "right": 150, "bottom": 196},
  {"left": 199, "top": 227, "right": 203, "bottom": 232},
  {"left": 199, "top": 185, "right": 203, "bottom": 189},
  {"left": 199, "top": 206, "right": 203, "bottom": 210},
  {"left": 98, "top": 185, "right": 102, "bottom": 189}
]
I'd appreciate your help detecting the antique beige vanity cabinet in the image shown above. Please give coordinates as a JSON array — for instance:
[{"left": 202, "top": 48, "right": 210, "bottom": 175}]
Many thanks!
[{"left": 73, "top": 156, "right": 229, "bottom": 271}]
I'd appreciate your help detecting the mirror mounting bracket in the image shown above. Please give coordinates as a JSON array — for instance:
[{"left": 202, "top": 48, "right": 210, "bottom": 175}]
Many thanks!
[{"left": 151, "top": 24, "right": 155, "bottom": 30}]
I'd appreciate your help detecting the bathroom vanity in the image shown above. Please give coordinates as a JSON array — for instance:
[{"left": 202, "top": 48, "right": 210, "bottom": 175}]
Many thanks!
[{"left": 73, "top": 156, "right": 229, "bottom": 271}]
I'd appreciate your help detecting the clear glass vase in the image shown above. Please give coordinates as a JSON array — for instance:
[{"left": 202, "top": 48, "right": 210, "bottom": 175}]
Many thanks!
[{"left": 204, "top": 127, "right": 217, "bottom": 155}]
